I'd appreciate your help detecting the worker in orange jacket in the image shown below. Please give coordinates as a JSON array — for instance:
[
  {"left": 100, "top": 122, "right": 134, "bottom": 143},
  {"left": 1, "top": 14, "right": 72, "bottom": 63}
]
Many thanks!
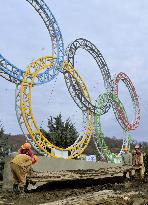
[{"left": 10, "top": 153, "right": 38, "bottom": 194}]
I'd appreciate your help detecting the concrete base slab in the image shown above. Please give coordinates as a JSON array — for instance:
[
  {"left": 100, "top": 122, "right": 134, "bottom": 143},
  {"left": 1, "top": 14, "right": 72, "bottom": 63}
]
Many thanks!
[
  {"left": 33, "top": 157, "right": 121, "bottom": 172},
  {"left": 2, "top": 156, "right": 133, "bottom": 191}
]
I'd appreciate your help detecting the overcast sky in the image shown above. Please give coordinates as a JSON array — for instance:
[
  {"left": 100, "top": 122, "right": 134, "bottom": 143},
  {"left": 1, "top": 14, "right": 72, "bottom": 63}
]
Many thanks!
[{"left": 0, "top": 0, "right": 147, "bottom": 142}]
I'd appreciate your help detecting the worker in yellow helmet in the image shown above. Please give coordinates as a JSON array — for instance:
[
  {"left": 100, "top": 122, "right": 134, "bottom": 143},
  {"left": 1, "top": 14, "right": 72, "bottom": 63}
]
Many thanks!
[{"left": 10, "top": 153, "right": 38, "bottom": 194}]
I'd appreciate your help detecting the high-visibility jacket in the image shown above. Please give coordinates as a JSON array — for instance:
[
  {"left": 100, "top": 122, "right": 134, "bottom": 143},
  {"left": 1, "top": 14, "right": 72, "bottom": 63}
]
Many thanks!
[{"left": 11, "top": 154, "right": 32, "bottom": 172}]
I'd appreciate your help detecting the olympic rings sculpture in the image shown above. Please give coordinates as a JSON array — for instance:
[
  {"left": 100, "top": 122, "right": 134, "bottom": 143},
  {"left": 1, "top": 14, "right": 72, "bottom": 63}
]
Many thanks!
[{"left": 0, "top": 0, "right": 140, "bottom": 161}]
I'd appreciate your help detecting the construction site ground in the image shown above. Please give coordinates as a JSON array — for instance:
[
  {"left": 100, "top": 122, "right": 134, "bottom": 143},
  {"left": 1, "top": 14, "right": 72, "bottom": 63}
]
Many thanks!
[
  {"left": 0, "top": 176, "right": 148, "bottom": 205},
  {"left": 0, "top": 157, "right": 148, "bottom": 205}
]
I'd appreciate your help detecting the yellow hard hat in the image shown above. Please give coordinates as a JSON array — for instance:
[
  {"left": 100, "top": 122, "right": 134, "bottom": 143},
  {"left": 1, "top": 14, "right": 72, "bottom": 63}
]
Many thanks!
[{"left": 21, "top": 143, "right": 31, "bottom": 150}]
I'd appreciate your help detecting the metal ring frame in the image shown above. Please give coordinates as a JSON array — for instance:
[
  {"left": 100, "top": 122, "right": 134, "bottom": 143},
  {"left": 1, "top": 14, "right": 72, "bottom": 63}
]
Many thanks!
[
  {"left": 0, "top": 0, "right": 64, "bottom": 85},
  {"left": 94, "top": 92, "right": 132, "bottom": 163},
  {"left": 65, "top": 38, "right": 112, "bottom": 115},
  {"left": 113, "top": 72, "right": 140, "bottom": 130},
  {"left": 0, "top": 0, "right": 140, "bottom": 161},
  {"left": 19, "top": 56, "right": 93, "bottom": 159}
]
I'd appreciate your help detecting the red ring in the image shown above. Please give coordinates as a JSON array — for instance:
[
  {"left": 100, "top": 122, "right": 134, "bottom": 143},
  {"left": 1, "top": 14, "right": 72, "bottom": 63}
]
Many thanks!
[{"left": 114, "top": 72, "right": 140, "bottom": 130}]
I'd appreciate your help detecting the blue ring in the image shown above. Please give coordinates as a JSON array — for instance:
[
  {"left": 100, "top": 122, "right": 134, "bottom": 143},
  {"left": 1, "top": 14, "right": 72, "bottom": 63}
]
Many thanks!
[{"left": 0, "top": 0, "right": 64, "bottom": 85}]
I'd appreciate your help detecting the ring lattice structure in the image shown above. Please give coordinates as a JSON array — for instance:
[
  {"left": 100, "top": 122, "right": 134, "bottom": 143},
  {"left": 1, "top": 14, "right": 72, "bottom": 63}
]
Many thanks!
[
  {"left": 0, "top": 0, "right": 64, "bottom": 85},
  {"left": 0, "top": 1, "right": 140, "bottom": 160},
  {"left": 65, "top": 38, "right": 112, "bottom": 114},
  {"left": 16, "top": 39, "right": 140, "bottom": 158},
  {"left": 65, "top": 38, "right": 140, "bottom": 161},
  {"left": 94, "top": 92, "right": 132, "bottom": 163},
  {"left": 112, "top": 72, "right": 140, "bottom": 131},
  {"left": 19, "top": 56, "right": 94, "bottom": 159}
]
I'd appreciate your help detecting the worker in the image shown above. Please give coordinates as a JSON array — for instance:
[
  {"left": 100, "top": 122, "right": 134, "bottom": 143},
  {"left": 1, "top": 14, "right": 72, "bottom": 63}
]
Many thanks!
[
  {"left": 122, "top": 147, "right": 132, "bottom": 166},
  {"left": 122, "top": 147, "right": 132, "bottom": 178},
  {"left": 10, "top": 153, "right": 38, "bottom": 194},
  {"left": 132, "top": 144, "right": 145, "bottom": 179},
  {"left": 18, "top": 143, "right": 33, "bottom": 158}
]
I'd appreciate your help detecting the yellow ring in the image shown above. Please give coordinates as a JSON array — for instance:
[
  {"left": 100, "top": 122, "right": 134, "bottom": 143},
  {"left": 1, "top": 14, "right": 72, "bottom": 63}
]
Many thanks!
[{"left": 20, "top": 56, "right": 94, "bottom": 159}]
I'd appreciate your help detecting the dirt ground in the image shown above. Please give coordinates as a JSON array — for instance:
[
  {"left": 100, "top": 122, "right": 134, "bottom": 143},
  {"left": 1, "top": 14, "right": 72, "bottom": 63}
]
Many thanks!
[{"left": 0, "top": 177, "right": 148, "bottom": 205}]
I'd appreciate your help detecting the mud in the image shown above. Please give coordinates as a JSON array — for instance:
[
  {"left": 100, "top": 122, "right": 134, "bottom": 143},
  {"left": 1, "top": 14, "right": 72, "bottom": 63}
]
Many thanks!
[{"left": 0, "top": 177, "right": 148, "bottom": 205}]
